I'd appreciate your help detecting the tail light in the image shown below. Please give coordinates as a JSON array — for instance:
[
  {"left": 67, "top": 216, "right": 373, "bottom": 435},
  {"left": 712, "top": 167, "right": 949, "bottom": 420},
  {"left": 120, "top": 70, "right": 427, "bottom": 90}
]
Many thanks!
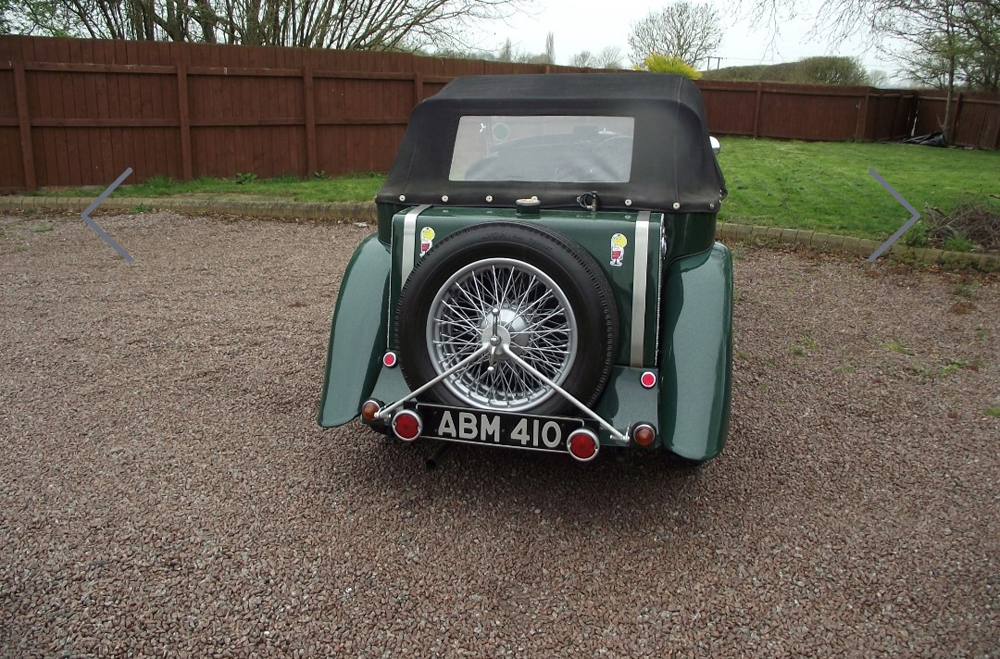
[
  {"left": 631, "top": 422, "right": 656, "bottom": 448},
  {"left": 567, "top": 428, "right": 599, "bottom": 462},
  {"left": 360, "top": 399, "right": 382, "bottom": 422},
  {"left": 391, "top": 410, "right": 423, "bottom": 442}
]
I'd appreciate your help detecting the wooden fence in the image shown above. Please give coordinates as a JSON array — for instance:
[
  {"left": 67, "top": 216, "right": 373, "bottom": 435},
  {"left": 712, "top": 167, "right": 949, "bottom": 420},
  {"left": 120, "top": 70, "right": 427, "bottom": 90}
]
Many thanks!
[{"left": 2, "top": 35, "right": 998, "bottom": 191}]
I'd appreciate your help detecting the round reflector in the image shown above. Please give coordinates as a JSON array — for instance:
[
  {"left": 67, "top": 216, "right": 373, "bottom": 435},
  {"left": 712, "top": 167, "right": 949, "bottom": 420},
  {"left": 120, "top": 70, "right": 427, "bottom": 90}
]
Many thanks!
[
  {"left": 632, "top": 423, "right": 656, "bottom": 448},
  {"left": 392, "top": 410, "right": 422, "bottom": 442},
  {"left": 360, "top": 399, "right": 381, "bottom": 422},
  {"left": 640, "top": 371, "right": 657, "bottom": 389},
  {"left": 382, "top": 351, "right": 398, "bottom": 368},
  {"left": 567, "top": 428, "right": 599, "bottom": 462}
]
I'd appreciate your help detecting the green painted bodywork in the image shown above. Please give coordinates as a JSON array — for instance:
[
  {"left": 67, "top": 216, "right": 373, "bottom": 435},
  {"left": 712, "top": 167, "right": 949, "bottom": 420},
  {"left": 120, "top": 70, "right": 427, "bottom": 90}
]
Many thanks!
[
  {"left": 319, "top": 205, "right": 734, "bottom": 463},
  {"left": 317, "top": 235, "right": 391, "bottom": 427},
  {"left": 657, "top": 243, "right": 734, "bottom": 461},
  {"left": 386, "top": 207, "right": 665, "bottom": 367}
]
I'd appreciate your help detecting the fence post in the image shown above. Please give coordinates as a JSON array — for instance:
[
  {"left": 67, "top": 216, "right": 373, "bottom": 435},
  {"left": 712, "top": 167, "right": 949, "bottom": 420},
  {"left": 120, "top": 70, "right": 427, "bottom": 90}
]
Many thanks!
[
  {"left": 855, "top": 88, "right": 870, "bottom": 141},
  {"left": 13, "top": 61, "right": 36, "bottom": 190},
  {"left": 414, "top": 72, "right": 424, "bottom": 106},
  {"left": 752, "top": 83, "right": 762, "bottom": 138},
  {"left": 176, "top": 62, "right": 193, "bottom": 180},
  {"left": 303, "top": 62, "right": 317, "bottom": 176}
]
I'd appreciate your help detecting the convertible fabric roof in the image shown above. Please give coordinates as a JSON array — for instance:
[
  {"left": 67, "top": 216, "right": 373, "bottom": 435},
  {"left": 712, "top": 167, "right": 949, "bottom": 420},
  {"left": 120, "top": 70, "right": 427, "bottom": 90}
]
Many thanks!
[{"left": 376, "top": 73, "right": 727, "bottom": 213}]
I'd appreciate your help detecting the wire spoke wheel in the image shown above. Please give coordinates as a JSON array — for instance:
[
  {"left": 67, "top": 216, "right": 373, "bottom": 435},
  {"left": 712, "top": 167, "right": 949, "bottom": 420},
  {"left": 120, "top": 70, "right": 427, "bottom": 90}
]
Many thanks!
[
  {"left": 396, "top": 222, "right": 618, "bottom": 417},
  {"left": 427, "top": 258, "right": 577, "bottom": 411}
]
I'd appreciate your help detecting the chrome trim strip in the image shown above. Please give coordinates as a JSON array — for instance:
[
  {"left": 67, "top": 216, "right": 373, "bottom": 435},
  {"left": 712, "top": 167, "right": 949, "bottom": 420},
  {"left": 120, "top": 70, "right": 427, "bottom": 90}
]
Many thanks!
[
  {"left": 630, "top": 211, "right": 651, "bottom": 366},
  {"left": 400, "top": 204, "right": 431, "bottom": 283}
]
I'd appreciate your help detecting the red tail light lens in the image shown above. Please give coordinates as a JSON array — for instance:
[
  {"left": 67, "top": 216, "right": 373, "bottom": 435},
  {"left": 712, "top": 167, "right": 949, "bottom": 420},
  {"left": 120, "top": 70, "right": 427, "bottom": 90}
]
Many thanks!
[
  {"left": 567, "top": 428, "right": 599, "bottom": 462},
  {"left": 632, "top": 423, "right": 656, "bottom": 448},
  {"left": 391, "top": 410, "right": 423, "bottom": 442},
  {"left": 360, "top": 399, "right": 381, "bottom": 422}
]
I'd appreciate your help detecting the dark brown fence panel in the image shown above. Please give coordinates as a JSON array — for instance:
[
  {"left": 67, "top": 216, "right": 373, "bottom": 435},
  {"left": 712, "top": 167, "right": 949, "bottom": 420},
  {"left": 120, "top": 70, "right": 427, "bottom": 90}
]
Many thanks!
[
  {"left": 2, "top": 34, "right": 999, "bottom": 191},
  {"left": 913, "top": 92, "right": 1000, "bottom": 149},
  {"left": 697, "top": 83, "right": 759, "bottom": 136},
  {"left": 695, "top": 81, "right": 923, "bottom": 143},
  {"left": 865, "top": 91, "right": 918, "bottom": 141},
  {"left": 0, "top": 66, "right": 24, "bottom": 190}
]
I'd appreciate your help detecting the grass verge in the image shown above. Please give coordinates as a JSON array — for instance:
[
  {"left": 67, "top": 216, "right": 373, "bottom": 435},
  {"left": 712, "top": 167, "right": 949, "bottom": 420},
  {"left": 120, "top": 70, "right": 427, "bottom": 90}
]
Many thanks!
[
  {"left": 35, "top": 173, "right": 384, "bottom": 204},
  {"left": 717, "top": 137, "right": 1000, "bottom": 241},
  {"left": 30, "top": 138, "right": 1000, "bottom": 245}
]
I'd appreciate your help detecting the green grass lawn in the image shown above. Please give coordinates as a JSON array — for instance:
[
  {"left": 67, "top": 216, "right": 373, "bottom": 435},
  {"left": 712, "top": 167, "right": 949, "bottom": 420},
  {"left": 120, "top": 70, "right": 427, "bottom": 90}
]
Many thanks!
[
  {"left": 36, "top": 138, "right": 1000, "bottom": 242},
  {"left": 717, "top": 137, "right": 1000, "bottom": 239},
  {"left": 36, "top": 172, "right": 385, "bottom": 204}
]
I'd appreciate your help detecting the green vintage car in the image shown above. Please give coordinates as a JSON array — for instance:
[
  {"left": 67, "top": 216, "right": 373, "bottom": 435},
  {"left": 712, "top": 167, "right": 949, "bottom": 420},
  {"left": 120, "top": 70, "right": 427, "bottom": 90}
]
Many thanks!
[{"left": 318, "top": 73, "right": 732, "bottom": 464}]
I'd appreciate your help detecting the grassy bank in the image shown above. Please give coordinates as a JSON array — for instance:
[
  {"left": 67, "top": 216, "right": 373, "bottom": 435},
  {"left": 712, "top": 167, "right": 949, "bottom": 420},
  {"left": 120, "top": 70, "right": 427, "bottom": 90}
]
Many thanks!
[
  {"left": 36, "top": 172, "right": 384, "bottom": 204},
  {"left": 35, "top": 138, "right": 1000, "bottom": 242},
  {"left": 716, "top": 137, "right": 1000, "bottom": 240}
]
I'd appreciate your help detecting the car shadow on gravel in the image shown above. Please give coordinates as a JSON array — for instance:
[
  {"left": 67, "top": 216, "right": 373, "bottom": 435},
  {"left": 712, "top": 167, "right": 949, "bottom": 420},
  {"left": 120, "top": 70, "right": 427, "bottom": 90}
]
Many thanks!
[{"left": 329, "top": 425, "right": 717, "bottom": 525}]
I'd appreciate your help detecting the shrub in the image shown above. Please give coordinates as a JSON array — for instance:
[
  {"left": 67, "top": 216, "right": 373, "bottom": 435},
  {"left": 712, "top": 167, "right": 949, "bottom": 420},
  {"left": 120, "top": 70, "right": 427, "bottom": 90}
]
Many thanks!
[
  {"left": 923, "top": 195, "right": 1000, "bottom": 252},
  {"left": 637, "top": 54, "right": 701, "bottom": 80}
]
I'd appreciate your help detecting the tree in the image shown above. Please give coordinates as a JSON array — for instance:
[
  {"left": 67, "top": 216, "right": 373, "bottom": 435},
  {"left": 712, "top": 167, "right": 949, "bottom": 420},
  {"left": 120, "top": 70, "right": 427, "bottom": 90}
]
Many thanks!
[
  {"left": 953, "top": 0, "right": 1000, "bottom": 90},
  {"left": 569, "top": 46, "right": 624, "bottom": 69},
  {"left": 0, "top": 0, "right": 10, "bottom": 34},
  {"left": 702, "top": 56, "right": 871, "bottom": 84},
  {"left": 795, "top": 56, "right": 870, "bottom": 85},
  {"left": 596, "top": 46, "right": 624, "bottom": 69},
  {"left": 5, "top": 0, "right": 523, "bottom": 51},
  {"left": 569, "top": 50, "right": 597, "bottom": 68},
  {"left": 498, "top": 38, "right": 515, "bottom": 62},
  {"left": 495, "top": 32, "right": 555, "bottom": 64},
  {"left": 628, "top": 2, "right": 723, "bottom": 69},
  {"left": 868, "top": 69, "right": 891, "bottom": 86},
  {"left": 745, "top": 0, "right": 1000, "bottom": 136}
]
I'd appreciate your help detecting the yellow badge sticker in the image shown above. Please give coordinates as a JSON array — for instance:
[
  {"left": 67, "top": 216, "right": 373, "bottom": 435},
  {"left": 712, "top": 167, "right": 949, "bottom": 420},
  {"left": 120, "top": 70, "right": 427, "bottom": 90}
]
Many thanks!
[
  {"left": 610, "top": 232, "right": 627, "bottom": 267},
  {"left": 420, "top": 226, "right": 435, "bottom": 256}
]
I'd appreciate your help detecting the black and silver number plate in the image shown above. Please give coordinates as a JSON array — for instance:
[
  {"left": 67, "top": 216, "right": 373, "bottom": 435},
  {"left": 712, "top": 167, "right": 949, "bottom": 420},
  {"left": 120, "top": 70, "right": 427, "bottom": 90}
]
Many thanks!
[{"left": 416, "top": 403, "right": 586, "bottom": 453}]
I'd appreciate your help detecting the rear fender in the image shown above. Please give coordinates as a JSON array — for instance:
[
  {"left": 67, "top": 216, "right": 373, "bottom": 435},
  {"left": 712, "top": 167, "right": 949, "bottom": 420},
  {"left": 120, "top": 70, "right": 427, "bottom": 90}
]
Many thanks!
[
  {"left": 657, "top": 242, "right": 733, "bottom": 461},
  {"left": 317, "top": 235, "right": 391, "bottom": 427}
]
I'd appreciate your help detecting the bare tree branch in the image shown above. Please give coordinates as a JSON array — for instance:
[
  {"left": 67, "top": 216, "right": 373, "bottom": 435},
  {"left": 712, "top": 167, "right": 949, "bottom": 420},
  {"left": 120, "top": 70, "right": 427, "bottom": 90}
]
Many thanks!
[
  {"left": 6, "top": 0, "right": 525, "bottom": 51},
  {"left": 628, "top": 2, "right": 723, "bottom": 69}
]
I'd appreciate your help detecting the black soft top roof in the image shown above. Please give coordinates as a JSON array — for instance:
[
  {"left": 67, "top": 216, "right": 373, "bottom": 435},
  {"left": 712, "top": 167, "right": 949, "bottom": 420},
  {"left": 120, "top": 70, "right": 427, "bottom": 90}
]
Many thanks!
[{"left": 376, "top": 73, "right": 727, "bottom": 213}]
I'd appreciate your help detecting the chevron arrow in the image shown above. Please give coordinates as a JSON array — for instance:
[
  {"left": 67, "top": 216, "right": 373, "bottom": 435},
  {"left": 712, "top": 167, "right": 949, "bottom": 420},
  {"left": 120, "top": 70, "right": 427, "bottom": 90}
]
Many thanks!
[
  {"left": 868, "top": 168, "right": 920, "bottom": 263},
  {"left": 82, "top": 167, "right": 134, "bottom": 263}
]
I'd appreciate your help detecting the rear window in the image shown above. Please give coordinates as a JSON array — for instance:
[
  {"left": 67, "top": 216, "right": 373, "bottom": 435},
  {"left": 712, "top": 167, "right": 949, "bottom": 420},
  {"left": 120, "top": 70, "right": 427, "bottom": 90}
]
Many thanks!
[{"left": 449, "top": 115, "right": 635, "bottom": 183}]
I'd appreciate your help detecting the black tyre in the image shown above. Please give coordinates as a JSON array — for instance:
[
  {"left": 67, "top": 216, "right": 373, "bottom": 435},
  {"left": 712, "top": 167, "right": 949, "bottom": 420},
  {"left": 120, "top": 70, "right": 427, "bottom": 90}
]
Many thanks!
[{"left": 396, "top": 222, "right": 618, "bottom": 416}]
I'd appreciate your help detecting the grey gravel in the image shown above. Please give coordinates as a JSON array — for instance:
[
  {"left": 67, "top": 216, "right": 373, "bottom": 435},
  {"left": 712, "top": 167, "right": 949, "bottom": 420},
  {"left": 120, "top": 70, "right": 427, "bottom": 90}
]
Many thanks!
[{"left": 2, "top": 211, "right": 998, "bottom": 657}]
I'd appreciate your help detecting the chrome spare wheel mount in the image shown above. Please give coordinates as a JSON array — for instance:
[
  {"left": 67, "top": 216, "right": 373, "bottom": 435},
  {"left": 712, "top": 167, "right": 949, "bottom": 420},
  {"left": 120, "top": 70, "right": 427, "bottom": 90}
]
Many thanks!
[{"left": 374, "top": 315, "right": 629, "bottom": 444}]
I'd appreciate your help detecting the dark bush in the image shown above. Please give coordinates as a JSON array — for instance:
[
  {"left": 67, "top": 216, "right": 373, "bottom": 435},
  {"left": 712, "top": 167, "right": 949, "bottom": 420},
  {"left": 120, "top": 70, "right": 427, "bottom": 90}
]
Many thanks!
[{"left": 922, "top": 195, "right": 1000, "bottom": 252}]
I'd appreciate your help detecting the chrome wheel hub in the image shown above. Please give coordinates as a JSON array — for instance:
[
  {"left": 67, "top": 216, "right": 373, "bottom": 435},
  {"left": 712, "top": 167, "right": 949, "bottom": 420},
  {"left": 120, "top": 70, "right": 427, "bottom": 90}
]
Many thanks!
[{"left": 426, "top": 258, "right": 577, "bottom": 411}]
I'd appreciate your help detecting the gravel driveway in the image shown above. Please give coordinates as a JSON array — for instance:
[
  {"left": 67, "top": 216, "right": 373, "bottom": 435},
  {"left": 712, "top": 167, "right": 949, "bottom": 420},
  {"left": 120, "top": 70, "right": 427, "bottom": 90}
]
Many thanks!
[{"left": 2, "top": 211, "right": 998, "bottom": 657}]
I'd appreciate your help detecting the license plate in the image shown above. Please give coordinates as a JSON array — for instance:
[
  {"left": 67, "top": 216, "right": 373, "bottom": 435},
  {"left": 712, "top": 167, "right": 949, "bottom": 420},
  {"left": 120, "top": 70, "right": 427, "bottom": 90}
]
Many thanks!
[{"left": 416, "top": 403, "right": 586, "bottom": 453}]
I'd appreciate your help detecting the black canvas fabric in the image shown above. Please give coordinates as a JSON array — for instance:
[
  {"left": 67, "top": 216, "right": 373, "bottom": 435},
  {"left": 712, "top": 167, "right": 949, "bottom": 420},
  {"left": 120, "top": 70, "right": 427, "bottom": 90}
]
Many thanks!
[{"left": 376, "top": 73, "right": 727, "bottom": 213}]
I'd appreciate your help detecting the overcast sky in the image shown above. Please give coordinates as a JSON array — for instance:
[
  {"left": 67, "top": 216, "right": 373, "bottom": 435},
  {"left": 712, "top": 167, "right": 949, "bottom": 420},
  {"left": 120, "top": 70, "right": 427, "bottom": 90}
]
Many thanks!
[{"left": 469, "top": 0, "right": 906, "bottom": 82}]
